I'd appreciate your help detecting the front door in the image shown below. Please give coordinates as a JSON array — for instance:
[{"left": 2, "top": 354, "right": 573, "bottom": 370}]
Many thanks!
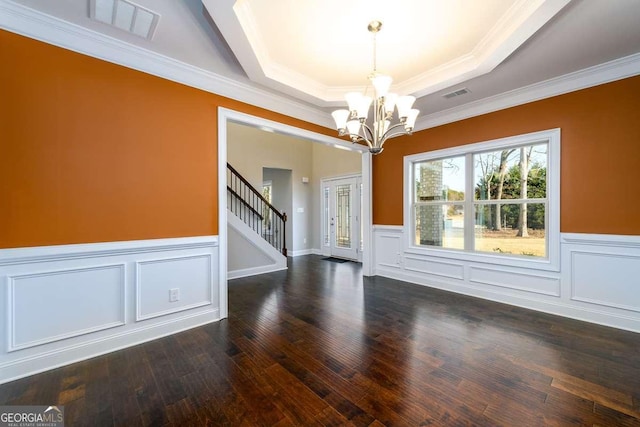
[{"left": 322, "top": 176, "right": 361, "bottom": 261}]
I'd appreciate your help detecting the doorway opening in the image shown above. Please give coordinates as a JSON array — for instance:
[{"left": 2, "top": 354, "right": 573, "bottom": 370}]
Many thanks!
[
  {"left": 263, "top": 168, "right": 293, "bottom": 253},
  {"left": 218, "top": 107, "right": 373, "bottom": 319}
]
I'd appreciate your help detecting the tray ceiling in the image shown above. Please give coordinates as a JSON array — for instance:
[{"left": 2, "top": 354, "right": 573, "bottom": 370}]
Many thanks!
[{"left": 204, "top": 0, "right": 571, "bottom": 104}]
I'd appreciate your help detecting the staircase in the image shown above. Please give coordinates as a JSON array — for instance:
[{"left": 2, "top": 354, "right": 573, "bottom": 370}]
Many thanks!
[{"left": 227, "top": 163, "right": 288, "bottom": 278}]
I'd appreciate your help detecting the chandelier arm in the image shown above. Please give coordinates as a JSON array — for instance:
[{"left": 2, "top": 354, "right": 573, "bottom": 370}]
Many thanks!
[
  {"left": 345, "top": 132, "right": 372, "bottom": 149},
  {"left": 379, "top": 124, "right": 413, "bottom": 148},
  {"left": 381, "top": 122, "right": 409, "bottom": 137},
  {"left": 346, "top": 134, "right": 365, "bottom": 144},
  {"left": 360, "top": 123, "right": 375, "bottom": 148}
]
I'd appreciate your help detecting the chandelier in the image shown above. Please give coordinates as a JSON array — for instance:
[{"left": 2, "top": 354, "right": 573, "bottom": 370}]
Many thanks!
[{"left": 331, "top": 21, "right": 419, "bottom": 155}]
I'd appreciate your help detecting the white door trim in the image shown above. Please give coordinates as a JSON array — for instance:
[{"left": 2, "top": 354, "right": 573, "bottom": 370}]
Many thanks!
[{"left": 218, "top": 108, "right": 372, "bottom": 317}]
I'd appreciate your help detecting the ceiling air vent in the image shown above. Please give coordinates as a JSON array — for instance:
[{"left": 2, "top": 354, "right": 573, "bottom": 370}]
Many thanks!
[
  {"left": 443, "top": 88, "right": 471, "bottom": 99},
  {"left": 90, "top": 0, "right": 160, "bottom": 40}
]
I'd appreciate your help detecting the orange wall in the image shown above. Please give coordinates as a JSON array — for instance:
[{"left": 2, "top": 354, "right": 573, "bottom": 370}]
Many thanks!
[
  {"left": 372, "top": 75, "right": 640, "bottom": 235},
  {"left": 0, "top": 30, "right": 333, "bottom": 249}
]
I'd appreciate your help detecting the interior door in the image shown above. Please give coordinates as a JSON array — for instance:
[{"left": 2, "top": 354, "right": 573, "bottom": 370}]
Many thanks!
[{"left": 322, "top": 176, "right": 361, "bottom": 260}]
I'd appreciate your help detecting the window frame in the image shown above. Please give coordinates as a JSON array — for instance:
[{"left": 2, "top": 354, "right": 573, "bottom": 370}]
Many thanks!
[{"left": 403, "top": 128, "right": 560, "bottom": 272}]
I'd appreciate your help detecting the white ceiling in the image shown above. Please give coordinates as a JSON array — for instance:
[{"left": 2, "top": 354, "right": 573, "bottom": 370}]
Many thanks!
[
  {"left": 205, "top": 0, "right": 572, "bottom": 103},
  {"left": 5, "top": 0, "right": 640, "bottom": 129}
]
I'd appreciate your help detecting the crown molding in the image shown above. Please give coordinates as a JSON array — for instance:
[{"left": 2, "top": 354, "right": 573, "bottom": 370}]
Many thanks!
[
  {"left": 0, "top": 0, "right": 333, "bottom": 129},
  {"left": 2, "top": 0, "right": 639, "bottom": 135},
  {"left": 414, "top": 52, "right": 640, "bottom": 132}
]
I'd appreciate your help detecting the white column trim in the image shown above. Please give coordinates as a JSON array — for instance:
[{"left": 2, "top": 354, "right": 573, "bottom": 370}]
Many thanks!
[
  {"left": 362, "top": 152, "right": 374, "bottom": 276},
  {"left": 218, "top": 112, "right": 229, "bottom": 319}
]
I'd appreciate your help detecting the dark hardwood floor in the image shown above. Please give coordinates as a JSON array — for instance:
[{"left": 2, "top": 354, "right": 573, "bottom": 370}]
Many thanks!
[{"left": 1, "top": 255, "right": 639, "bottom": 426}]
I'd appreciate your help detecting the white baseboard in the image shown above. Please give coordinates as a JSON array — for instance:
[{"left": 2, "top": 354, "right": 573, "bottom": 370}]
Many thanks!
[
  {"left": 290, "top": 249, "right": 320, "bottom": 257},
  {"left": 375, "top": 267, "right": 640, "bottom": 333},
  {"left": 0, "top": 236, "right": 220, "bottom": 384},
  {"left": 228, "top": 264, "right": 287, "bottom": 280},
  {"left": 0, "top": 308, "right": 219, "bottom": 384},
  {"left": 373, "top": 227, "right": 640, "bottom": 333}
]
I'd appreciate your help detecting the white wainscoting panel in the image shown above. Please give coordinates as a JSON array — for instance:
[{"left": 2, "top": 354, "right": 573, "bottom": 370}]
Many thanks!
[
  {"left": 0, "top": 236, "right": 219, "bottom": 384},
  {"left": 136, "top": 255, "right": 213, "bottom": 321},
  {"left": 570, "top": 252, "right": 640, "bottom": 312},
  {"left": 373, "top": 226, "right": 403, "bottom": 270},
  {"left": 562, "top": 234, "right": 640, "bottom": 320},
  {"left": 404, "top": 256, "right": 465, "bottom": 280},
  {"left": 373, "top": 226, "right": 640, "bottom": 333},
  {"left": 8, "top": 264, "right": 126, "bottom": 352},
  {"left": 468, "top": 266, "right": 560, "bottom": 296}
]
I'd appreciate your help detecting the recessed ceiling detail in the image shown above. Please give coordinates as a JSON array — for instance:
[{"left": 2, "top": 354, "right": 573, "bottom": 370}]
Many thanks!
[
  {"left": 90, "top": 0, "right": 159, "bottom": 40},
  {"left": 203, "top": 0, "right": 571, "bottom": 106}
]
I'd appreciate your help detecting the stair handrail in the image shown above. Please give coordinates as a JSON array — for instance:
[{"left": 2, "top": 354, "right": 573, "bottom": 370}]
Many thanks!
[
  {"left": 227, "top": 163, "right": 287, "bottom": 256},
  {"left": 227, "top": 186, "right": 263, "bottom": 220},
  {"left": 227, "top": 163, "right": 285, "bottom": 222}
]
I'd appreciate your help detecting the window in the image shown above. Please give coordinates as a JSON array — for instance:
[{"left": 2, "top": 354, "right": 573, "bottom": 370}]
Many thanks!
[
  {"left": 262, "top": 181, "right": 272, "bottom": 234},
  {"left": 404, "top": 129, "right": 560, "bottom": 271},
  {"left": 413, "top": 156, "right": 466, "bottom": 250}
]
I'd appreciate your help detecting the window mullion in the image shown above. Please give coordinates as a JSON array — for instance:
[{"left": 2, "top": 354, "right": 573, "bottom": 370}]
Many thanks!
[{"left": 464, "top": 152, "right": 474, "bottom": 251}]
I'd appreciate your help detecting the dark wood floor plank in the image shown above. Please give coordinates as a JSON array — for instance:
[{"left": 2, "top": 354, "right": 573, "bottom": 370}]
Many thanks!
[
  {"left": 1, "top": 255, "right": 639, "bottom": 426},
  {"left": 106, "top": 350, "right": 144, "bottom": 427}
]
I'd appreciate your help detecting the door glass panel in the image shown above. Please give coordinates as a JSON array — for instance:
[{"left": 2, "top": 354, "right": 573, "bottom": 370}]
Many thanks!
[
  {"left": 323, "top": 186, "right": 330, "bottom": 246},
  {"left": 335, "top": 184, "right": 351, "bottom": 248}
]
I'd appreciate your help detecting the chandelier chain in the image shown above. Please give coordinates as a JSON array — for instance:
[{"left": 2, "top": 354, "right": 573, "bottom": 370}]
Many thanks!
[{"left": 372, "top": 30, "right": 377, "bottom": 73}]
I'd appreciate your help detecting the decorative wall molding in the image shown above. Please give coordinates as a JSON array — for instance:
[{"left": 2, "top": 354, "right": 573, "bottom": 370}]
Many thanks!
[
  {"left": 7, "top": 264, "right": 126, "bottom": 352},
  {"left": 562, "top": 233, "right": 640, "bottom": 248},
  {"left": 570, "top": 252, "right": 640, "bottom": 313},
  {"left": 415, "top": 52, "right": 640, "bottom": 131},
  {"left": 135, "top": 254, "right": 214, "bottom": 321},
  {"left": 2, "top": 0, "right": 639, "bottom": 135},
  {"left": 468, "top": 265, "right": 560, "bottom": 297},
  {"left": 0, "top": 236, "right": 218, "bottom": 266},
  {"left": 563, "top": 233, "right": 640, "bottom": 318},
  {"left": 0, "top": 236, "right": 220, "bottom": 384},
  {"left": 373, "top": 229, "right": 403, "bottom": 270},
  {"left": 404, "top": 255, "right": 465, "bottom": 281},
  {"left": 373, "top": 227, "right": 640, "bottom": 333},
  {"left": 0, "top": 0, "right": 333, "bottom": 129}
]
